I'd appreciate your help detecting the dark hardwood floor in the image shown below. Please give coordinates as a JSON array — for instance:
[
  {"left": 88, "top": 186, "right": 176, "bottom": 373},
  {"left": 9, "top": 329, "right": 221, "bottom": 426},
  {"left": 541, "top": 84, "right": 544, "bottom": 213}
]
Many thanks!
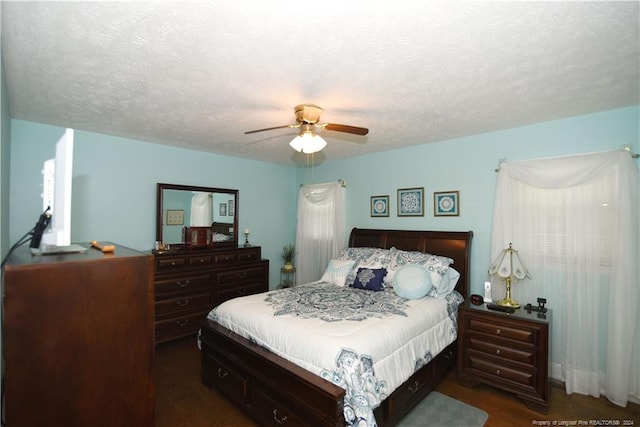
[{"left": 155, "top": 335, "right": 640, "bottom": 426}]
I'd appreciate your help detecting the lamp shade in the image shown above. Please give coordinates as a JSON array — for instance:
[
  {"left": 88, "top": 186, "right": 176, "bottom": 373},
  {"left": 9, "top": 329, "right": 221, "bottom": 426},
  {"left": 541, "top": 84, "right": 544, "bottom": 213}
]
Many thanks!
[
  {"left": 489, "top": 243, "right": 531, "bottom": 280},
  {"left": 289, "top": 132, "right": 327, "bottom": 154}
]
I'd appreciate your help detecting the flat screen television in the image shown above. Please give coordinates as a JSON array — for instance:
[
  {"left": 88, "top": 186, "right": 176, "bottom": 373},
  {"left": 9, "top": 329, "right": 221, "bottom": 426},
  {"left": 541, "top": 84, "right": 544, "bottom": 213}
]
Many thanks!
[{"left": 31, "top": 128, "right": 86, "bottom": 254}]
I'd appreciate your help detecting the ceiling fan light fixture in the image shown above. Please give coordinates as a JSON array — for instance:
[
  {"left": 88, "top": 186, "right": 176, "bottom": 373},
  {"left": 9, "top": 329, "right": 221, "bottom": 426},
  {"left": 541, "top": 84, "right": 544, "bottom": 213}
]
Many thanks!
[{"left": 289, "top": 132, "right": 327, "bottom": 154}]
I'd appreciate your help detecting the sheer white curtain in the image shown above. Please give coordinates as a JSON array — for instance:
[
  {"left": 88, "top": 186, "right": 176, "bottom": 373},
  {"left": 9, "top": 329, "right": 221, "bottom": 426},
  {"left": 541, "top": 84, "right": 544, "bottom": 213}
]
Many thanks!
[
  {"left": 190, "top": 192, "right": 212, "bottom": 226},
  {"left": 491, "top": 150, "right": 639, "bottom": 406},
  {"left": 296, "top": 182, "right": 346, "bottom": 284}
]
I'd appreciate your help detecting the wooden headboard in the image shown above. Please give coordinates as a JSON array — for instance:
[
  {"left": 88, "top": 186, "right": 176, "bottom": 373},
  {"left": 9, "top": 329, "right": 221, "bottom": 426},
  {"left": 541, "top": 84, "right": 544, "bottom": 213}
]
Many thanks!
[{"left": 348, "top": 228, "right": 474, "bottom": 297}]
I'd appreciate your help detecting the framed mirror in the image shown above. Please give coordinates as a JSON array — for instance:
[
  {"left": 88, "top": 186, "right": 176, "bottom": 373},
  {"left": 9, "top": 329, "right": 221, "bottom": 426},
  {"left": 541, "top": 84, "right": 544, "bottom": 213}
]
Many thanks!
[{"left": 156, "top": 183, "right": 239, "bottom": 248}]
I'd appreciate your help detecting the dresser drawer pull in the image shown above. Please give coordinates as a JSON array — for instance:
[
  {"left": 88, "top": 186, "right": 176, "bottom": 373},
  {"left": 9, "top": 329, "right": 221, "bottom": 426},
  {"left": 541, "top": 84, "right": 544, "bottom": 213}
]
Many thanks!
[
  {"left": 496, "top": 369, "right": 501, "bottom": 376},
  {"left": 238, "top": 272, "right": 247, "bottom": 279},
  {"left": 496, "top": 328, "right": 501, "bottom": 335},
  {"left": 199, "top": 259, "right": 205, "bottom": 264},
  {"left": 177, "top": 280, "right": 190, "bottom": 288},
  {"left": 217, "top": 368, "right": 228, "bottom": 380},
  {"left": 176, "top": 319, "right": 189, "bottom": 327},
  {"left": 496, "top": 349, "right": 501, "bottom": 355},
  {"left": 408, "top": 380, "right": 420, "bottom": 394},
  {"left": 171, "top": 261, "right": 177, "bottom": 267},
  {"left": 236, "top": 289, "right": 247, "bottom": 296},
  {"left": 223, "top": 256, "right": 230, "bottom": 261},
  {"left": 272, "top": 409, "right": 288, "bottom": 425},
  {"left": 176, "top": 299, "right": 190, "bottom": 307}
]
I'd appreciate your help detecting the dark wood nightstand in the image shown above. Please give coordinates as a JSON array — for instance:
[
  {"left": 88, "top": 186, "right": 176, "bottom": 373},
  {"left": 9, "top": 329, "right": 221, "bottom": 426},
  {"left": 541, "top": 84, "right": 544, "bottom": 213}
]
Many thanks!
[{"left": 457, "top": 301, "right": 551, "bottom": 413}]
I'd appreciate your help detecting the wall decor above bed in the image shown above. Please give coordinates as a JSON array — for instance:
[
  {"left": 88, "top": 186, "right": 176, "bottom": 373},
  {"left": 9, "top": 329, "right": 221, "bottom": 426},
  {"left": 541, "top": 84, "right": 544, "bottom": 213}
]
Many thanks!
[
  {"left": 434, "top": 191, "right": 460, "bottom": 216},
  {"left": 397, "top": 187, "right": 424, "bottom": 217},
  {"left": 370, "top": 195, "right": 390, "bottom": 217}
]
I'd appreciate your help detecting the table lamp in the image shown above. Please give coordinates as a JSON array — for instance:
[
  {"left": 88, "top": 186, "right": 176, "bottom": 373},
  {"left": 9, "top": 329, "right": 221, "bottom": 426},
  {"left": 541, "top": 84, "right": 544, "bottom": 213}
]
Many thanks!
[{"left": 489, "top": 243, "right": 531, "bottom": 308}]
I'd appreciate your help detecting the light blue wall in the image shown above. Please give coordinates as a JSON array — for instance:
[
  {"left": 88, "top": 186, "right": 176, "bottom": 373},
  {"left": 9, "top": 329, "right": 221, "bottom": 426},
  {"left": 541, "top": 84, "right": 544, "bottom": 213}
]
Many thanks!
[
  {"left": 0, "top": 8, "right": 9, "bottom": 378},
  {"left": 7, "top": 107, "right": 639, "bottom": 294},
  {"left": 9, "top": 120, "right": 298, "bottom": 288},
  {"left": 301, "top": 106, "right": 640, "bottom": 296}
]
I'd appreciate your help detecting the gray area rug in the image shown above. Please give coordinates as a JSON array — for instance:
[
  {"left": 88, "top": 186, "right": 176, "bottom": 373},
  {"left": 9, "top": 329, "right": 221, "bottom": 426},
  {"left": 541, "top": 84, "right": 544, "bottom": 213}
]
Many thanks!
[{"left": 396, "top": 391, "right": 488, "bottom": 427}]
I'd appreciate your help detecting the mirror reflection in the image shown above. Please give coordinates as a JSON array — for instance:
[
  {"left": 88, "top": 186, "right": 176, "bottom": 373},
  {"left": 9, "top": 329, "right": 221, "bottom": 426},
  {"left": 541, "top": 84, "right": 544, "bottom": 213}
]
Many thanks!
[{"left": 156, "top": 183, "right": 238, "bottom": 248}]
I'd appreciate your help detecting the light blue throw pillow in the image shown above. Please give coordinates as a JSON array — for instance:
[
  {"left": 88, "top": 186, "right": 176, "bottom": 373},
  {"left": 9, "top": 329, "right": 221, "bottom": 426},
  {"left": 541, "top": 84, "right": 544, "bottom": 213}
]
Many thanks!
[{"left": 392, "top": 264, "right": 433, "bottom": 299}]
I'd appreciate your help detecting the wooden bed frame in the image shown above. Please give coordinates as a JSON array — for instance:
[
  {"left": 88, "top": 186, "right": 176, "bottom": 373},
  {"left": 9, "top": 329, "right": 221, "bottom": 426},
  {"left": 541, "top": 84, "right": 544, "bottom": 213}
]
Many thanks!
[{"left": 200, "top": 228, "right": 473, "bottom": 426}]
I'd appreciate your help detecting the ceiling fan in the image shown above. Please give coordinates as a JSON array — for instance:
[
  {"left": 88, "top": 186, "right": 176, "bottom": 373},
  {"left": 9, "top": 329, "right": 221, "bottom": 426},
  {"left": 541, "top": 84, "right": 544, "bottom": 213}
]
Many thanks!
[{"left": 244, "top": 104, "right": 369, "bottom": 154}]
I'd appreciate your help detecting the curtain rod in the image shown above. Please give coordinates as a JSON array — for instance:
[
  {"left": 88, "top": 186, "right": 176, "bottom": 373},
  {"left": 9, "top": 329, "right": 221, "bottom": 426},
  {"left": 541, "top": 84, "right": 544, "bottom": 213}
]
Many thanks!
[
  {"left": 496, "top": 147, "right": 640, "bottom": 172},
  {"left": 299, "top": 179, "right": 347, "bottom": 188},
  {"left": 623, "top": 145, "right": 639, "bottom": 159}
]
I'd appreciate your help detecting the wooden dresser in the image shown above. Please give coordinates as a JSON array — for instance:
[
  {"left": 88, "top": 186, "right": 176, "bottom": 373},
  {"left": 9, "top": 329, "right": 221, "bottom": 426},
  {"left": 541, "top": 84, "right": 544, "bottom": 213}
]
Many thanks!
[
  {"left": 457, "top": 302, "right": 551, "bottom": 413},
  {"left": 153, "top": 245, "right": 269, "bottom": 344},
  {"left": 3, "top": 243, "right": 154, "bottom": 426}
]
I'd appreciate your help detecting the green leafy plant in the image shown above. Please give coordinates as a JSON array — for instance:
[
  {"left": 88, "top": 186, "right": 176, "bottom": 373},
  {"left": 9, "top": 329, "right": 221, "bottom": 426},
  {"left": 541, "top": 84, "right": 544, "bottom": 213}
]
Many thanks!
[{"left": 281, "top": 244, "right": 296, "bottom": 264}]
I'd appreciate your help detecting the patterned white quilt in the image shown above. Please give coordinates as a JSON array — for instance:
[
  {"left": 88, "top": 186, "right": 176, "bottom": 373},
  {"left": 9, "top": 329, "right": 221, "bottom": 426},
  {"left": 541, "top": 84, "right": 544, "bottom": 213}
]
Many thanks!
[{"left": 207, "top": 282, "right": 463, "bottom": 427}]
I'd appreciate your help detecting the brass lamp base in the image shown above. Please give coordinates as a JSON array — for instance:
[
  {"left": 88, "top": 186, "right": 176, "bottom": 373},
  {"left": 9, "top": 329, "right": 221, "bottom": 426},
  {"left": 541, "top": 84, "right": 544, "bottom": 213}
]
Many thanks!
[
  {"left": 497, "top": 297, "right": 520, "bottom": 308},
  {"left": 498, "top": 277, "right": 520, "bottom": 308}
]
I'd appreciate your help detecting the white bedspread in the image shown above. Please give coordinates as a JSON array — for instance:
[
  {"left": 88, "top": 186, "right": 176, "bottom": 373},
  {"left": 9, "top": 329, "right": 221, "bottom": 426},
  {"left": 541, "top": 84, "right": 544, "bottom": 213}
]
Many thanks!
[{"left": 207, "top": 282, "right": 462, "bottom": 427}]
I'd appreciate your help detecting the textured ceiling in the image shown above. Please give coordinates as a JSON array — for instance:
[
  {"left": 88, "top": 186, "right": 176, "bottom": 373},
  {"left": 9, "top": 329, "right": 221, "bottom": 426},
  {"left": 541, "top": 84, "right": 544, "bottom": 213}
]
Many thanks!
[{"left": 2, "top": 1, "right": 638, "bottom": 166}]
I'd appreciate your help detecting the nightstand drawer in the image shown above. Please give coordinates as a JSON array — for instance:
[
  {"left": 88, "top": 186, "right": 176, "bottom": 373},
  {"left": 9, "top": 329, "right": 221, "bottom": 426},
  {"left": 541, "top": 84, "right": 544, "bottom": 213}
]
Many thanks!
[
  {"left": 468, "top": 337, "right": 535, "bottom": 365},
  {"left": 468, "top": 356, "right": 536, "bottom": 388},
  {"left": 468, "top": 318, "right": 535, "bottom": 343}
]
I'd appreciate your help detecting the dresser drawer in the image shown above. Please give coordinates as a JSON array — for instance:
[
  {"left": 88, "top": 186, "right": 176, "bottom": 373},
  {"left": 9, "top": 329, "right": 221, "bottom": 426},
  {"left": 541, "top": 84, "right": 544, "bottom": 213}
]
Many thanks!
[
  {"left": 215, "top": 282, "right": 266, "bottom": 306},
  {"left": 188, "top": 254, "right": 214, "bottom": 267},
  {"left": 156, "top": 256, "right": 187, "bottom": 272},
  {"left": 212, "top": 251, "right": 238, "bottom": 264},
  {"left": 468, "top": 337, "right": 535, "bottom": 366},
  {"left": 155, "top": 292, "right": 211, "bottom": 317},
  {"left": 155, "top": 311, "right": 209, "bottom": 341},
  {"left": 214, "top": 264, "right": 267, "bottom": 285},
  {"left": 468, "top": 317, "right": 536, "bottom": 344},
  {"left": 155, "top": 274, "right": 211, "bottom": 296},
  {"left": 237, "top": 247, "right": 261, "bottom": 262}
]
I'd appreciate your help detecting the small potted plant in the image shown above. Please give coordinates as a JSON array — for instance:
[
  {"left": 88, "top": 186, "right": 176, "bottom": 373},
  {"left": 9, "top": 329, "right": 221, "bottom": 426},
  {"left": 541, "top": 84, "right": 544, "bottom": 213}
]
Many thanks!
[{"left": 281, "top": 244, "right": 296, "bottom": 272}]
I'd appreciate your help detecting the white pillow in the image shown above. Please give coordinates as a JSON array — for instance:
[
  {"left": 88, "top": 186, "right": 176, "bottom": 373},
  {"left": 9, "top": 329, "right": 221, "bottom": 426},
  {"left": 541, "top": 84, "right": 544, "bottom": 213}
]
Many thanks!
[
  {"left": 392, "top": 264, "right": 433, "bottom": 299},
  {"left": 431, "top": 267, "right": 460, "bottom": 298},
  {"left": 321, "top": 259, "right": 356, "bottom": 286}
]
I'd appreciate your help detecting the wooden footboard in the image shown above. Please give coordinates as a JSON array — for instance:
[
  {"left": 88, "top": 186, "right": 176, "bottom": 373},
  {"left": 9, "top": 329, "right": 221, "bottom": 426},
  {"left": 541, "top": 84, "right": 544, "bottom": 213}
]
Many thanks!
[
  {"left": 200, "top": 228, "right": 472, "bottom": 426},
  {"left": 201, "top": 319, "right": 457, "bottom": 427},
  {"left": 200, "top": 319, "right": 346, "bottom": 426}
]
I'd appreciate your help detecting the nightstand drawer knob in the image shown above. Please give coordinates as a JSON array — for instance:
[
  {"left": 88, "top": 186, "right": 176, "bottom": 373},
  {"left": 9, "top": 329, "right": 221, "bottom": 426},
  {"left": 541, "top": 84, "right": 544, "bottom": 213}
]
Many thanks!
[
  {"left": 496, "top": 349, "right": 501, "bottom": 355},
  {"left": 496, "top": 369, "right": 501, "bottom": 375},
  {"left": 496, "top": 328, "right": 501, "bottom": 335}
]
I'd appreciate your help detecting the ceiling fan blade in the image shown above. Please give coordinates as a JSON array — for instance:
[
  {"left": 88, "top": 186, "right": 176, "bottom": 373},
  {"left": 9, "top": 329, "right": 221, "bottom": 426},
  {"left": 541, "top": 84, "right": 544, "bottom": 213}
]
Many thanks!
[
  {"left": 244, "top": 124, "right": 294, "bottom": 135},
  {"left": 323, "top": 123, "right": 369, "bottom": 136}
]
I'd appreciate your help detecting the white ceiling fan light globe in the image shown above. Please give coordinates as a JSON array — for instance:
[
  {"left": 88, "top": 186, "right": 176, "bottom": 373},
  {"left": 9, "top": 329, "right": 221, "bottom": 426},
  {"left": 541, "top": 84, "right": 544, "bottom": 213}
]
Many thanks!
[{"left": 289, "top": 133, "right": 327, "bottom": 154}]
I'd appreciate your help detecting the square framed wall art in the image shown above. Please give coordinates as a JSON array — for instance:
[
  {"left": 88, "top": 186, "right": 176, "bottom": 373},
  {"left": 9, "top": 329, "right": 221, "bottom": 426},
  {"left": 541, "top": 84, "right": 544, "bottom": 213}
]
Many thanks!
[
  {"left": 397, "top": 187, "right": 424, "bottom": 217},
  {"left": 434, "top": 191, "right": 460, "bottom": 216},
  {"left": 166, "top": 209, "right": 184, "bottom": 225},
  {"left": 370, "top": 195, "right": 389, "bottom": 217}
]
